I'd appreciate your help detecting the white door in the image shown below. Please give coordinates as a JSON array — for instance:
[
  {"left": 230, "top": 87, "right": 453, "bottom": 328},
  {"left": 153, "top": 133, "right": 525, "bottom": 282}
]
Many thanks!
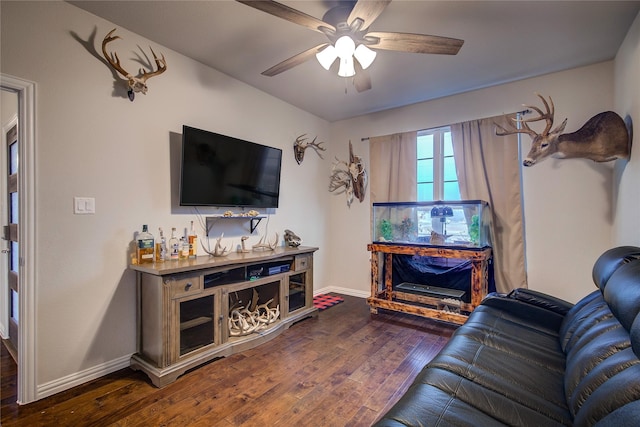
[
  {"left": 1, "top": 75, "right": 36, "bottom": 404},
  {"left": 3, "top": 120, "right": 19, "bottom": 358}
]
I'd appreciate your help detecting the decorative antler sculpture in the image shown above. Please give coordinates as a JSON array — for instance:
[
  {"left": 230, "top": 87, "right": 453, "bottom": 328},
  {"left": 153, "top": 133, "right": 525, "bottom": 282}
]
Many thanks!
[
  {"left": 252, "top": 233, "right": 279, "bottom": 251},
  {"left": 495, "top": 93, "right": 630, "bottom": 166},
  {"left": 101, "top": 28, "right": 167, "bottom": 101},
  {"left": 294, "top": 134, "right": 326, "bottom": 164},
  {"left": 329, "top": 141, "right": 368, "bottom": 207},
  {"left": 202, "top": 234, "right": 229, "bottom": 257}
]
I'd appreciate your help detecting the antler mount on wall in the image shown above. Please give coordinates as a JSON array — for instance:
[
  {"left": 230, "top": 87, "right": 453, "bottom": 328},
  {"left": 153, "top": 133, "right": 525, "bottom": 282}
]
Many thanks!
[{"left": 101, "top": 28, "right": 167, "bottom": 101}]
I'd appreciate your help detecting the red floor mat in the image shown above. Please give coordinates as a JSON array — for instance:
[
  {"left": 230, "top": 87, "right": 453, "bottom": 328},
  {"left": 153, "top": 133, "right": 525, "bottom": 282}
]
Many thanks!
[{"left": 313, "top": 294, "right": 344, "bottom": 311}]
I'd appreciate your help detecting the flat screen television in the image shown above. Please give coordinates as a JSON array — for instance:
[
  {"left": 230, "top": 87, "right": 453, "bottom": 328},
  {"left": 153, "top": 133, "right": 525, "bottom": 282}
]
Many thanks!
[{"left": 179, "top": 125, "right": 282, "bottom": 208}]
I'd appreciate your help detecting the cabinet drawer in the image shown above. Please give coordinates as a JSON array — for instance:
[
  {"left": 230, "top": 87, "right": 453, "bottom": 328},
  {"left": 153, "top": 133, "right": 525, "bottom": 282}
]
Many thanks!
[
  {"left": 294, "top": 255, "right": 312, "bottom": 271},
  {"left": 165, "top": 275, "right": 202, "bottom": 298}
]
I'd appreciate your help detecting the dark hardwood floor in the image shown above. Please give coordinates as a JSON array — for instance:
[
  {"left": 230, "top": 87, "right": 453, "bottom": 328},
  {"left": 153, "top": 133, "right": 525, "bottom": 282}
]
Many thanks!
[{"left": 0, "top": 295, "right": 456, "bottom": 426}]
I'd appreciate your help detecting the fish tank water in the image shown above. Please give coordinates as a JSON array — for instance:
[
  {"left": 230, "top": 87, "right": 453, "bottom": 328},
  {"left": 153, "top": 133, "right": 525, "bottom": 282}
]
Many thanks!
[{"left": 372, "top": 200, "right": 491, "bottom": 248}]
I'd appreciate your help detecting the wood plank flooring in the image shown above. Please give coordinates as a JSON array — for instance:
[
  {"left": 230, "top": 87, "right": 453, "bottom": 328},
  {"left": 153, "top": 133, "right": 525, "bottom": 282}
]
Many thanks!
[{"left": 1, "top": 295, "right": 456, "bottom": 426}]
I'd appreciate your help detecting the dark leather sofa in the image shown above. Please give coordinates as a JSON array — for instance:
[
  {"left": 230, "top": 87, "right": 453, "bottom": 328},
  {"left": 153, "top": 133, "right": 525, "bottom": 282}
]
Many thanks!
[{"left": 374, "top": 246, "right": 640, "bottom": 426}]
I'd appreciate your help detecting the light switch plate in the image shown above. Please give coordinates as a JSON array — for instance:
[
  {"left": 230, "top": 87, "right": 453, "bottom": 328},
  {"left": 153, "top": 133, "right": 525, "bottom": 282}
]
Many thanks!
[{"left": 74, "top": 197, "right": 95, "bottom": 214}]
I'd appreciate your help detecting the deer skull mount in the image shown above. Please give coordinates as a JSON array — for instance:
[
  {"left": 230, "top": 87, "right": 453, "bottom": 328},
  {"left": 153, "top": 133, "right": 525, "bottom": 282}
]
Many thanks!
[
  {"left": 329, "top": 141, "right": 368, "bottom": 208},
  {"left": 495, "top": 93, "right": 630, "bottom": 167},
  {"left": 294, "top": 134, "right": 326, "bottom": 164},
  {"left": 101, "top": 29, "right": 167, "bottom": 101}
]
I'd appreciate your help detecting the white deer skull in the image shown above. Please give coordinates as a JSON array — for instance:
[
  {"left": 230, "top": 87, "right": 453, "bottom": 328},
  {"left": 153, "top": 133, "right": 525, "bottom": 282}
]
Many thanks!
[
  {"left": 329, "top": 141, "right": 367, "bottom": 207},
  {"left": 101, "top": 29, "right": 167, "bottom": 101},
  {"left": 294, "top": 134, "right": 326, "bottom": 164}
]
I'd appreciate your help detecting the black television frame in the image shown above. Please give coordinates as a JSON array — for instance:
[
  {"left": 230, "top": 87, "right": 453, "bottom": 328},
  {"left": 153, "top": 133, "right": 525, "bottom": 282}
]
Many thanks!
[{"left": 179, "top": 126, "right": 282, "bottom": 209}]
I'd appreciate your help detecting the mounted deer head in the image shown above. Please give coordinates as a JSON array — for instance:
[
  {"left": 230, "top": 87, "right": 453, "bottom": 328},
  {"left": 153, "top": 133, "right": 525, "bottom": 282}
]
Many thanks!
[
  {"left": 495, "top": 93, "right": 630, "bottom": 166},
  {"left": 294, "top": 134, "right": 326, "bottom": 164},
  {"left": 101, "top": 28, "right": 167, "bottom": 101}
]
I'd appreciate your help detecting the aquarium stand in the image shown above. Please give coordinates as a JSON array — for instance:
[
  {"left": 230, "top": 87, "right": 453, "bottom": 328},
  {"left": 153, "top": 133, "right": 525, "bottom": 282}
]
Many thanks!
[{"left": 367, "top": 243, "right": 492, "bottom": 325}]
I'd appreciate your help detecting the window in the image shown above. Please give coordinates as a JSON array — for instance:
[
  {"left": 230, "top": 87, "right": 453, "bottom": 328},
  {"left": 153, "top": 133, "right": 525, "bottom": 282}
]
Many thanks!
[{"left": 417, "top": 127, "right": 460, "bottom": 201}]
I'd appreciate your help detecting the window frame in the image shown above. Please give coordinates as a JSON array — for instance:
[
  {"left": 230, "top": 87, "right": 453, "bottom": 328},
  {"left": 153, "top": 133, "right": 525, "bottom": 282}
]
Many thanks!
[{"left": 417, "top": 126, "right": 459, "bottom": 201}]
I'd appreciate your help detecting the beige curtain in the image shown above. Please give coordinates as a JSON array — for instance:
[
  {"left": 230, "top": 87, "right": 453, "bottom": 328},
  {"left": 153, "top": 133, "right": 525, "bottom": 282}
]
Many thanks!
[
  {"left": 450, "top": 114, "right": 527, "bottom": 293},
  {"left": 369, "top": 131, "right": 417, "bottom": 202}
]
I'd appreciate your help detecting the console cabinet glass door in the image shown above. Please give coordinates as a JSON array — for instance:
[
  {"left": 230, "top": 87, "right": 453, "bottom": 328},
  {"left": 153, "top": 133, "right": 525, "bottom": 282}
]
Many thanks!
[
  {"left": 175, "top": 292, "right": 217, "bottom": 360},
  {"left": 288, "top": 271, "right": 308, "bottom": 313}
]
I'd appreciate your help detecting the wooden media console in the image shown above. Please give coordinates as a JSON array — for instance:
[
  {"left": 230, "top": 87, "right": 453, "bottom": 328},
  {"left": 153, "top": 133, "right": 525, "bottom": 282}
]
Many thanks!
[{"left": 129, "top": 246, "right": 318, "bottom": 387}]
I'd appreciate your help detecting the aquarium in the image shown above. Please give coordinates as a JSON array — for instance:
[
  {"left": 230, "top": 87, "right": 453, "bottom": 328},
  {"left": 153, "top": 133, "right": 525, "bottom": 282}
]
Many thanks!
[{"left": 372, "top": 200, "right": 491, "bottom": 248}]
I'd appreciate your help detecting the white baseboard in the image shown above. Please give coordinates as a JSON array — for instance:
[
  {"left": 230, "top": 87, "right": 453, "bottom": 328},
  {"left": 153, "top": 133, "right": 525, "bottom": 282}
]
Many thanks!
[
  {"left": 36, "top": 354, "right": 133, "bottom": 401},
  {"left": 33, "top": 288, "right": 366, "bottom": 400},
  {"left": 314, "top": 286, "right": 369, "bottom": 299}
]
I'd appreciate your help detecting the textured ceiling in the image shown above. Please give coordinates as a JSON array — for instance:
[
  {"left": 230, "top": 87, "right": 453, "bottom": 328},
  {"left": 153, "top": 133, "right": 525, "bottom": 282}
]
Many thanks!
[{"left": 69, "top": 1, "right": 640, "bottom": 122}]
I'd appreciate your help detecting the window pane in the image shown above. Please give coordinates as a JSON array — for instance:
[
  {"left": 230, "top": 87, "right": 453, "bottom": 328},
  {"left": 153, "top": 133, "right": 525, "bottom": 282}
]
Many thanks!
[
  {"left": 11, "top": 241, "right": 19, "bottom": 272},
  {"left": 10, "top": 192, "right": 18, "bottom": 224},
  {"left": 417, "top": 135, "right": 434, "bottom": 158},
  {"left": 11, "top": 289, "right": 18, "bottom": 322},
  {"left": 443, "top": 132, "right": 453, "bottom": 156},
  {"left": 417, "top": 159, "right": 433, "bottom": 183},
  {"left": 417, "top": 183, "right": 433, "bottom": 201},
  {"left": 9, "top": 141, "right": 18, "bottom": 174},
  {"left": 444, "top": 181, "right": 461, "bottom": 200},
  {"left": 443, "top": 157, "right": 457, "bottom": 181}
]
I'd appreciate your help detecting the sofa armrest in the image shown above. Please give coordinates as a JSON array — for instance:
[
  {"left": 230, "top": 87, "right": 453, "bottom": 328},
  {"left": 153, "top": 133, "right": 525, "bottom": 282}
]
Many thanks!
[{"left": 507, "top": 288, "right": 573, "bottom": 315}]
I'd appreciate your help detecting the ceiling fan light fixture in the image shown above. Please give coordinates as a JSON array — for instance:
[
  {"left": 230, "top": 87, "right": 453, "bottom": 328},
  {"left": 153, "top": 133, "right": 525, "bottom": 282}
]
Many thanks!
[
  {"left": 354, "top": 44, "right": 377, "bottom": 70},
  {"left": 316, "top": 45, "right": 338, "bottom": 70},
  {"left": 338, "top": 55, "right": 356, "bottom": 78},
  {"left": 334, "top": 35, "right": 356, "bottom": 59}
]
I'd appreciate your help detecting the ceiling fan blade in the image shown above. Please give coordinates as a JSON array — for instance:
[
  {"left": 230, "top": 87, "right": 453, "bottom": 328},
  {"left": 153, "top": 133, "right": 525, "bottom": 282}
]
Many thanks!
[
  {"left": 348, "top": 0, "right": 391, "bottom": 31},
  {"left": 366, "top": 31, "right": 464, "bottom": 55},
  {"left": 262, "top": 43, "right": 329, "bottom": 76},
  {"left": 353, "top": 61, "right": 372, "bottom": 93},
  {"left": 236, "top": 0, "right": 335, "bottom": 33}
]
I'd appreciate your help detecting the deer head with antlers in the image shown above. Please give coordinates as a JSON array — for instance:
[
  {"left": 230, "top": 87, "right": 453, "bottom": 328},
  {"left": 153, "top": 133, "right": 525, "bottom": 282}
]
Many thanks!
[
  {"left": 101, "top": 28, "right": 167, "bottom": 101},
  {"left": 495, "top": 93, "right": 630, "bottom": 167},
  {"left": 294, "top": 134, "right": 326, "bottom": 164}
]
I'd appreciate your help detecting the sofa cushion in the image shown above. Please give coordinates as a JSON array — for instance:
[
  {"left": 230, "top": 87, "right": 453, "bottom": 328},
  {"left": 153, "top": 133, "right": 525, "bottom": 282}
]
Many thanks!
[
  {"left": 560, "top": 257, "right": 640, "bottom": 426},
  {"left": 374, "top": 246, "right": 640, "bottom": 427},
  {"left": 377, "top": 301, "right": 573, "bottom": 426}
]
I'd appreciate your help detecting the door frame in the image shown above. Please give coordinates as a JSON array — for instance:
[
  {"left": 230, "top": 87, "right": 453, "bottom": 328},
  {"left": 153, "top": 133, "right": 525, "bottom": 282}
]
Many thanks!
[{"left": 1, "top": 73, "right": 36, "bottom": 405}]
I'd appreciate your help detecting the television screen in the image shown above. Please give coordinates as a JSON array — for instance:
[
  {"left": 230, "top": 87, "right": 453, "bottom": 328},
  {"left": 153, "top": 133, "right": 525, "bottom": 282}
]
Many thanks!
[{"left": 179, "top": 126, "right": 282, "bottom": 208}]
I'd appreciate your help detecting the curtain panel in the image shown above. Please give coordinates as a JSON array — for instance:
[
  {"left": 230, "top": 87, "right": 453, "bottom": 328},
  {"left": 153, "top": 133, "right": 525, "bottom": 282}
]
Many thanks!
[
  {"left": 369, "top": 131, "right": 418, "bottom": 203},
  {"left": 450, "top": 114, "right": 527, "bottom": 293}
]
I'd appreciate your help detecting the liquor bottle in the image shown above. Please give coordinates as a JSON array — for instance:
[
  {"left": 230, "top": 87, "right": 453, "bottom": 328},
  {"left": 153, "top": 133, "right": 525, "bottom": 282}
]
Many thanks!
[
  {"left": 169, "top": 227, "right": 180, "bottom": 261},
  {"left": 188, "top": 221, "right": 198, "bottom": 258},
  {"left": 155, "top": 227, "right": 167, "bottom": 263},
  {"left": 179, "top": 237, "right": 189, "bottom": 260},
  {"left": 136, "top": 225, "right": 155, "bottom": 264}
]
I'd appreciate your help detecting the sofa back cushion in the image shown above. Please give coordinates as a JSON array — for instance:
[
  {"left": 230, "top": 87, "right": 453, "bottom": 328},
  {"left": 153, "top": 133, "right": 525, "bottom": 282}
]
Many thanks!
[{"left": 559, "top": 247, "right": 640, "bottom": 426}]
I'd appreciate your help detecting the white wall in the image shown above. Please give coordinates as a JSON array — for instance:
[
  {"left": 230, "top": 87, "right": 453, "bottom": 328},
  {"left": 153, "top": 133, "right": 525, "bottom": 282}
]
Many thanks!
[
  {"left": 3, "top": 0, "right": 638, "bottom": 403},
  {"left": 1, "top": 1, "right": 331, "bottom": 398},
  {"left": 328, "top": 61, "right": 617, "bottom": 304},
  {"left": 614, "top": 12, "right": 640, "bottom": 245}
]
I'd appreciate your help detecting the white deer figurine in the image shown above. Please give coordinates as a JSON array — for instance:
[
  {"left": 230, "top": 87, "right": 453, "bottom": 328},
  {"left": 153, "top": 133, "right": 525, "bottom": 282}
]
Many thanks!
[{"left": 495, "top": 93, "right": 631, "bottom": 167}]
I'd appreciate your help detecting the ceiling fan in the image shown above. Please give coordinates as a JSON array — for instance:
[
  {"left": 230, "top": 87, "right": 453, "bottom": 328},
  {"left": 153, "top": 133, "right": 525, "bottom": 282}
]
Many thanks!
[{"left": 236, "top": 0, "right": 464, "bottom": 92}]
